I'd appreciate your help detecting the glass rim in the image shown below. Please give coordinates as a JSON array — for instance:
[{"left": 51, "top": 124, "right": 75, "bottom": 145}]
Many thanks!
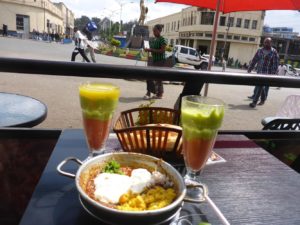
[
  {"left": 182, "top": 95, "right": 225, "bottom": 107},
  {"left": 79, "top": 82, "right": 120, "bottom": 91}
]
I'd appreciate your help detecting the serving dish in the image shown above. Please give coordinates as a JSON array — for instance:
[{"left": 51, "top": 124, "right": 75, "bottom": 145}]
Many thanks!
[{"left": 57, "top": 152, "right": 186, "bottom": 225}]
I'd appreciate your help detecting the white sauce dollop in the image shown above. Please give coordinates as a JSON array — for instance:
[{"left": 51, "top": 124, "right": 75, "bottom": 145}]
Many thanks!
[
  {"left": 94, "top": 173, "right": 131, "bottom": 204},
  {"left": 93, "top": 169, "right": 168, "bottom": 204},
  {"left": 130, "top": 168, "right": 152, "bottom": 194}
]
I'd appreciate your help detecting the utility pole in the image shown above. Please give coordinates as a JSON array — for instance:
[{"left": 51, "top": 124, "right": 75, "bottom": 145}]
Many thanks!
[
  {"left": 43, "top": 0, "right": 46, "bottom": 32},
  {"left": 221, "top": 13, "right": 231, "bottom": 60},
  {"left": 117, "top": 1, "right": 134, "bottom": 33}
]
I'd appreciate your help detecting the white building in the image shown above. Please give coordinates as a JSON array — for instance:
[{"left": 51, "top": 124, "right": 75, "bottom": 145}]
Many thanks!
[
  {"left": 0, "top": 0, "right": 74, "bottom": 38},
  {"left": 147, "top": 7, "right": 265, "bottom": 64}
]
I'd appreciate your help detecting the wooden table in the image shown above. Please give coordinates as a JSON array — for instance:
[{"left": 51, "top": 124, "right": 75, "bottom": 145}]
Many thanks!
[
  {"left": 0, "top": 92, "right": 47, "bottom": 127},
  {"left": 19, "top": 129, "right": 300, "bottom": 225}
]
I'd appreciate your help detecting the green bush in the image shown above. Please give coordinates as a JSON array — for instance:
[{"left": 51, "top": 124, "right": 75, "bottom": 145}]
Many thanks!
[
  {"left": 111, "top": 38, "right": 121, "bottom": 47},
  {"left": 165, "top": 45, "right": 173, "bottom": 52}
]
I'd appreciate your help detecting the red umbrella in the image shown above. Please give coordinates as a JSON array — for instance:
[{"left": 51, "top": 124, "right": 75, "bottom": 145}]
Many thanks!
[
  {"left": 156, "top": 0, "right": 300, "bottom": 13},
  {"left": 156, "top": 0, "right": 300, "bottom": 95}
]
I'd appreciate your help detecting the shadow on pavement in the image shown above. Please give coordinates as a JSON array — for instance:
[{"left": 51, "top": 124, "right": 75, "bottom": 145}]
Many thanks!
[
  {"left": 119, "top": 97, "right": 145, "bottom": 103},
  {"left": 227, "top": 104, "right": 257, "bottom": 110}
]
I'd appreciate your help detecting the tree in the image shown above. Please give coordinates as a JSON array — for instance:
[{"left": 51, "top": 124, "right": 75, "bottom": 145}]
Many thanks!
[{"left": 74, "top": 16, "right": 90, "bottom": 30}]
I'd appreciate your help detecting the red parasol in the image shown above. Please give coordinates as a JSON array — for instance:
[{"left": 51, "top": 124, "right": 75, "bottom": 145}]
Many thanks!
[
  {"left": 156, "top": 0, "right": 300, "bottom": 95},
  {"left": 155, "top": 0, "right": 300, "bottom": 14}
]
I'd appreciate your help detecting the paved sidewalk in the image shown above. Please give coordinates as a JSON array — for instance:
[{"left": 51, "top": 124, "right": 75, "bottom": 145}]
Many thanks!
[{"left": 0, "top": 37, "right": 299, "bottom": 130}]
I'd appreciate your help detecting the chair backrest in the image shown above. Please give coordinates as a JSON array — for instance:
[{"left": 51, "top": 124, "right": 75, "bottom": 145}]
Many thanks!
[
  {"left": 276, "top": 95, "right": 300, "bottom": 118},
  {"left": 263, "top": 118, "right": 300, "bottom": 130}
]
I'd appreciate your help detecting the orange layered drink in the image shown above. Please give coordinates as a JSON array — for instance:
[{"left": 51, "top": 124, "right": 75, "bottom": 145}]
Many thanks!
[
  {"left": 79, "top": 83, "right": 120, "bottom": 156},
  {"left": 181, "top": 96, "right": 224, "bottom": 173}
]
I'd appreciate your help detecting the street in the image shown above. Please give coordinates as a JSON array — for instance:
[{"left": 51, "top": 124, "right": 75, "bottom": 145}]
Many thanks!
[{"left": 0, "top": 37, "right": 299, "bottom": 130}]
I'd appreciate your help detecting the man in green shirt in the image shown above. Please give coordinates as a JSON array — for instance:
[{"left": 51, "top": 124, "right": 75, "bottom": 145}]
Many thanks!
[{"left": 144, "top": 24, "right": 167, "bottom": 99}]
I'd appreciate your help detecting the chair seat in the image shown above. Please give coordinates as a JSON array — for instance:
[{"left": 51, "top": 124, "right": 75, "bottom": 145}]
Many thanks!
[
  {"left": 261, "top": 117, "right": 288, "bottom": 126},
  {"left": 262, "top": 95, "right": 300, "bottom": 130},
  {"left": 263, "top": 118, "right": 300, "bottom": 130}
]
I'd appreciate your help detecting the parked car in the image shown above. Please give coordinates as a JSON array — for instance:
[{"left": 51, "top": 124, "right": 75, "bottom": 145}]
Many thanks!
[
  {"left": 202, "top": 54, "right": 216, "bottom": 64},
  {"left": 286, "top": 64, "right": 300, "bottom": 76},
  {"left": 171, "top": 45, "right": 209, "bottom": 70}
]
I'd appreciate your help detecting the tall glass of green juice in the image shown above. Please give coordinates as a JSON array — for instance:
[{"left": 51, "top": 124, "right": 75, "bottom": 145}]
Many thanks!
[
  {"left": 79, "top": 82, "right": 120, "bottom": 158},
  {"left": 181, "top": 96, "right": 224, "bottom": 200}
]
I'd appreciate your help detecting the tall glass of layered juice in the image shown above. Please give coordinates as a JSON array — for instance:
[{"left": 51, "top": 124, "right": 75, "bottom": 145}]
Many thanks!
[
  {"left": 79, "top": 82, "right": 120, "bottom": 158},
  {"left": 181, "top": 96, "right": 224, "bottom": 200}
]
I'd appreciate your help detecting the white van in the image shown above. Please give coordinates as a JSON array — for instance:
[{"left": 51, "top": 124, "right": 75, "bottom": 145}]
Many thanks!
[
  {"left": 172, "top": 45, "right": 209, "bottom": 70},
  {"left": 286, "top": 64, "right": 300, "bottom": 76}
]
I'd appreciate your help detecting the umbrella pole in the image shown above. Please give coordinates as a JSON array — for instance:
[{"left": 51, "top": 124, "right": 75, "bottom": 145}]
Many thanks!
[{"left": 204, "top": 0, "right": 221, "bottom": 96}]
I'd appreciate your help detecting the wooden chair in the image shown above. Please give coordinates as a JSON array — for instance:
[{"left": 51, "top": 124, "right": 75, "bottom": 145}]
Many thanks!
[{"left": 262, "top": 95, "right": 300, "bottom": 130}]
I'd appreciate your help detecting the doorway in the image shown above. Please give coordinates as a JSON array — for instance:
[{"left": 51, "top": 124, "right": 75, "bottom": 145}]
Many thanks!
[
  {"left": 16, "top": 14, "right": 30, "bottom": 38},
  {"left": 197, "top": 45, "right": 208, "bottom": 55}
]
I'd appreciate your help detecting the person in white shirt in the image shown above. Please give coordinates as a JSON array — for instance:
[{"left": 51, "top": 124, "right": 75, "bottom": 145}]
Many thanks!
[
  {"left": 276, "top": 62, "right": 287, "bottom": 89},
  {"left": 71, "top": 27, "right": 90, "bottom": 62},
  {"left": 277, "top": 62, "right": 287, "bottom": 76}
]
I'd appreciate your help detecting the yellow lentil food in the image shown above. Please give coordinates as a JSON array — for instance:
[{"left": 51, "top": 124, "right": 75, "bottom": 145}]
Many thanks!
[{"left": 117, "top": 186, "right": 176, "bottom": 211}]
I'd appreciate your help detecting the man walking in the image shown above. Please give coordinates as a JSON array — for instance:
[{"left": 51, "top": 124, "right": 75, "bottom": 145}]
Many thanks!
[
  {"left": 71, "top": 27, "right": 90, "bottom": 62},
  {"left": 248, "top": 37, "right": 279, "bottom": 108},
  {"left": 82, "top": 24, "right": 96, "bottom": 63}
]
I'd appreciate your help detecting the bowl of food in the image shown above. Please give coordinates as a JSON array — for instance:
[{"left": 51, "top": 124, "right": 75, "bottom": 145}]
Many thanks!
[{"left": 57, "top": 152, "right": 186, "bottom": 225}]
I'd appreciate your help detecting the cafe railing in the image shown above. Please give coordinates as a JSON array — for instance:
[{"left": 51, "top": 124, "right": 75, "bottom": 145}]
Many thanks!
[
  {"left": 1, "top": 57, "right": 300, "bottom": 88},
  {"left": 1, "top": 57, "right": 299, "bottom": 225}
]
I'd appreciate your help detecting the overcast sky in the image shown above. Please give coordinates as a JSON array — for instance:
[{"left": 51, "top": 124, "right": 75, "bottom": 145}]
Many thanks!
[{"left": 52, "top": 0, "right": 300, "bottom": 33}]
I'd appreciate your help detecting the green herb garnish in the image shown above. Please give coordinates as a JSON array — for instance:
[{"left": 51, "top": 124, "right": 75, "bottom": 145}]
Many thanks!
[{"left": 102, "top": 160, "right": 123, "bottom": 174}]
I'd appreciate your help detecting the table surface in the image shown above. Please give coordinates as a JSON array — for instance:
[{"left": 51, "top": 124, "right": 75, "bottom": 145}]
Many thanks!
[
  {"left": 0, "top": 92, "right": 47, "bottom": 127},
  {"left": 19, "top": 129, "right": 300, "bottom": 225}
]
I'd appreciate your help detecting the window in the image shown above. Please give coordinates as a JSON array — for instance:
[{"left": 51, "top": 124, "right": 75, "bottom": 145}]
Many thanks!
[
  {"left": 249, "top": 37, "right": 256, "bottom": 42},
  {"left": 205, "top": 33, "right": 212, "bottom": 37},
  {"left": 170, "top": 39, "right": 174, "bottom": 46},
  {"left": 47, "top": 19, "right": 50, "bottom": 28},
  {"left": 236, "top": 18, "right": 242, "bottom": 28},
  {"left": 219, "top": 16, "right": 226, "bottom": 26},
  {"left": 180, "top": 47, "right": 188, "bottom": 54},
  {"left": 201, "top": 12, "right": 215, "bottom": 25},
  {"left": 177, "top": 20, "right": 180, "bottom": 30},
  {"left": 252, "top": 20, "right": 257, "bottom": 29},
  {"left": 189, "top": 49, "right": 197, "bottom": 56},
  {"left": 196, "top": 33, "right": 203, "bottom": 36},
  {"left": 228, "top": 17, "right": 234, "bottom": 27},
  {"left": 217, "top": 34, "right": 224, "bottom": 38},
  {"left": 16, "top": 15, "right": 24, "bottom": 30},
  {"left": 242, "top": 36, "right": 248, "bottom": 41},
  {"left": 244, "top": 19, "right": 250, "bottom": 29},
  {"left": 234, "top": 35, "right": 240, "bottom": 40},
  {"left": 227, "top": 35, "right": 232, "bottom": 39}
]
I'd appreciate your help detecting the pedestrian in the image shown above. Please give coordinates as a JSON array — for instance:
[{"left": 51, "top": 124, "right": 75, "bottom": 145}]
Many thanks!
[
  {"left": 71, "top": 27, "right": 90, "bottom": 63},
  {"left": 248, "top": 37, "right": 279, "bottom": 108},
  {"left": 55, "top": 32, "right": 60, "bottom": 43},
  {"left": 144, "top": 24, "right": 167, "bottom": 99},
  {"left": 51, "top": 31, "right": 55, "bottom": 42},
  {"left": 82, "top": 26, "right": 96, "bottom": 63},
  {"left": 222, "top": 57, "right": 227, "bottom": 72},
  {"left": 277, "top": 61, "right": 287, "bottom": 76},
  {"left": 2, "top": 24, "right": 8, "bottom": 36},
  {"left": 276, "top": 61, "right": 287, "bottom": 89}
]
